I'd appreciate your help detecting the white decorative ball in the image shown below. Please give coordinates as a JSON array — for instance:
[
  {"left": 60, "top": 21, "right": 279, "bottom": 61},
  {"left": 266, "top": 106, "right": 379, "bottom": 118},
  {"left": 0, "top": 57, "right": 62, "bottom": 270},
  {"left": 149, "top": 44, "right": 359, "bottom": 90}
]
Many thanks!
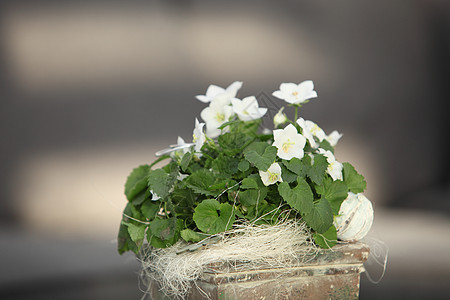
[{"left": 334, "top": 192, "right": 374, "bottom": 241}]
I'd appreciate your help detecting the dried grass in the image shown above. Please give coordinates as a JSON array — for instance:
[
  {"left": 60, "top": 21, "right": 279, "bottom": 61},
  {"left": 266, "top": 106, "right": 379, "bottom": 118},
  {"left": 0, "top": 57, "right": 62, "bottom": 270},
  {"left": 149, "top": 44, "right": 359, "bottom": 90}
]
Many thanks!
[{"left": 139, "top": 218, "right": 318, "bottom": 299}]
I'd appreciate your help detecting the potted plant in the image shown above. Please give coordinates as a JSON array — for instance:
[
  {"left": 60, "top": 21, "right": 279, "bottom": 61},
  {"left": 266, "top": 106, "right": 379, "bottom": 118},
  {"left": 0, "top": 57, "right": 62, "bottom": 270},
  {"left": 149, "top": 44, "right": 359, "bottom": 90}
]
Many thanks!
[{"left": 118, "top": 80, "right": 373, "bottom": 299}]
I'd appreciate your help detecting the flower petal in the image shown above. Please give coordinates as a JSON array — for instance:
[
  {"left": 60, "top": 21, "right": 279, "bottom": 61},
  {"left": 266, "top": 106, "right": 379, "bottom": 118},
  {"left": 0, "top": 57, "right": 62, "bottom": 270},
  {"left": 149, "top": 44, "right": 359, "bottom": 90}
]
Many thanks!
[
  {"left": 272, "top": 90, "right": 285, "bottom": 99},
  {"left": 195, "top": 95, "right": 211, "bottom": 103},
  {"left": 225, "top": 81, "right": 243, "bottom": 97},
  {"left": 206, "top": 85, "right": 225, "bottom": 98},
  {"left": 280, "top": 82, "right": 298, "bottom": 92}
]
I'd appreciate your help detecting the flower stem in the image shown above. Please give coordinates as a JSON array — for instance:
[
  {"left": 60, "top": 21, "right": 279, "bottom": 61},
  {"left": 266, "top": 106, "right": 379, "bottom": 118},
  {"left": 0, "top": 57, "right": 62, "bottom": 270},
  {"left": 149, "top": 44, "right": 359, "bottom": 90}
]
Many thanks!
[{"left": 293, "top": 105, "right": 302, "bottom": 132}]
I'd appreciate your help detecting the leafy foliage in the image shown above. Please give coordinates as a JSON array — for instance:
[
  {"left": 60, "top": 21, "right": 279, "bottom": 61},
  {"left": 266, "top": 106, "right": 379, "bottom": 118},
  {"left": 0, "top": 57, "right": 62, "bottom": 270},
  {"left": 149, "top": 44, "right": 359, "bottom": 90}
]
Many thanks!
[
  {"left": 343, "top": 162, "right": 367, "bottom": 193},
  {"left": 278, "top": 179, "right": 313, "bottom": 214},
  {"left": 124, "top": 165, "right": 150, "bottom": 201},
  {"left": 313, "top": 225, "right": 337, "bottom": 249},
  {"left": 316, "top": 177, "right": 349, "bottom": 214},
  {"left": 117, "top": 87, "right": 369, "bottom": 254},
  {"left": 193, "top": 199, "right": 235, "bottom": 234},
  {"left": 244, "top": 144, "right": 277, "bottom": 171}
]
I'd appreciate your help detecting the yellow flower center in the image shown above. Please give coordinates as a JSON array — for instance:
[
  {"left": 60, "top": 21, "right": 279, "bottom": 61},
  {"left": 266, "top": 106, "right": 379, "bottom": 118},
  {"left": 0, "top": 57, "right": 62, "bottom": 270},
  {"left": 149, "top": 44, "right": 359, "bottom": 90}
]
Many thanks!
[
  {"left": 268, "top": 171, "right": 279, "bottom": 182},
  {"left": 292, "top": 91, "right": 299, "bottom": 98},
  {"left": 282, "top": 139, "right": 294, "bottom": 153},
  {"left": 311, "top": 124, "right": 322, "bottom": 135},
  {"left": 216, "top": 113, "right": 225, "bottom": 122},
  {"left": 193, "top": 134, "right": 198, "bottom": 143}
]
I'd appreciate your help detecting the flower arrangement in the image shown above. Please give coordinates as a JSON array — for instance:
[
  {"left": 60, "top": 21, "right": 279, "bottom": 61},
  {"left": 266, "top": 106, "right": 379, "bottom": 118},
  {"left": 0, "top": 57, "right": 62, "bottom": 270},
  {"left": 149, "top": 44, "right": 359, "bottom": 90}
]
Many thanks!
[{"left": 117, "top": 80, "right": 373, "bottom": 256}]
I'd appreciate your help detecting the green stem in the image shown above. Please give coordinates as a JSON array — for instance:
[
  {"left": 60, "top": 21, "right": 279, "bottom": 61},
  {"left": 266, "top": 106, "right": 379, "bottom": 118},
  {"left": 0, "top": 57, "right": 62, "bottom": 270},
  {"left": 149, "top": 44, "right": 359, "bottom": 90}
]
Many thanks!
[
  {"left": 294, "top": 105, "right": 302, "bottom": 132},
  {"left": 202, "top": 152, "right": 214, "bottom": 160},
  {"left": 206, "top": 137, "right": 217, "bottom": 148}
]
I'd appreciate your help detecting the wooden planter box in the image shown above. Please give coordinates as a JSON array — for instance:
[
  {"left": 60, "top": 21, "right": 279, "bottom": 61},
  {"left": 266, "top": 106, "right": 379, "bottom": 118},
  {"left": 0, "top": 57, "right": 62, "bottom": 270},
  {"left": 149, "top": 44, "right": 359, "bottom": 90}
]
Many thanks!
[{"left": 148, "top": 242, "right": 369, "bottom": 300}]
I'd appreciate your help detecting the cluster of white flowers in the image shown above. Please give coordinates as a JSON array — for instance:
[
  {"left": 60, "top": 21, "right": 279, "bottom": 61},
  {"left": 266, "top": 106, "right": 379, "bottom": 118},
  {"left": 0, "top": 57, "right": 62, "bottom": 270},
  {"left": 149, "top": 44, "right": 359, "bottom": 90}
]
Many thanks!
[
  {"left": 188, "top": 81, "right": 268, "bottom": 148},
  {"left": 196, "top": 81, "right": 267, "bottom": 139},
  {"left": 264, "top": 80, "right": 343, "bottom": 185},
  {"left": 170, "top": 80, "right": 345, "bottom": 186}
]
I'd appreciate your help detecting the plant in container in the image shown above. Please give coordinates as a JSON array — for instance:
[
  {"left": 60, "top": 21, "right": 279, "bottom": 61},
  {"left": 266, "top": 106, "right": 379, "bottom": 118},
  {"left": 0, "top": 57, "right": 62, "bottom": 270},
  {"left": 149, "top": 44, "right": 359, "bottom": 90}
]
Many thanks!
[{"left": 118, "top": 80, "right": 373, "bottom": 299}]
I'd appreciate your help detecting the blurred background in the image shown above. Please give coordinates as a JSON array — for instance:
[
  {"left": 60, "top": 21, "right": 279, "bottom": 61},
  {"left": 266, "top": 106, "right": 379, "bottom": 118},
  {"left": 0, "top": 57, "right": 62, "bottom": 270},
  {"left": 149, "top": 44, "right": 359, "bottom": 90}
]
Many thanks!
[{"left": 1, "top": 0, "right": 449, "bottom": 299}]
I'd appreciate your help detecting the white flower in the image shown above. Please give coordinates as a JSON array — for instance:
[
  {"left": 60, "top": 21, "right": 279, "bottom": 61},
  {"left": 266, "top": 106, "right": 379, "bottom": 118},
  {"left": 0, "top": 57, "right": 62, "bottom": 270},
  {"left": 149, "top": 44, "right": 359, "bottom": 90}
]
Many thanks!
[
  {"left": 192, "top": 118, "right": 206, "bottom": 152},
  {"left": 170, "top": 136, "right": 191, "bottom": 158},
  {"left": 297, "top": 118, "right": 343, "bottom": 148},
  {"left": 296, "top": 118, "right": 326, "bottom": 148},
  {"left": 176, "top": 136, "right": 189, "bottom": 153},
  {"left": 195, "top": 81, "right": 243, "bottom": 103},
  {"left": 200, "top": 93, "right": 234, "bottom": 138},
  {"left": 272, "top": 124, "right": 306, "bottom": 160},
  {"left": 325, "top": 130, "right": 343, "bottom": 147},
  {"left": 273, "top": 107, "right": 288, "bottom": 127},
  {"left": 272, "top": 80, "right": 317, "bottom": 105},
  {"left": 177, "top": 173, "right": 189, "bottom": 181},
  {"left": 231, "top": 96, "right": 267, "bottom": 121},
  {"left": 318, "top": 149, "right": 343, "bottom": 181},
  {"left": 150, "top": 190, "right": 160, "bottom": 201},
  {"left": 259, "top": 162, "right": 283, "bottom": 186},
  {"left": 262, "top": 128, "right": 272, "bottom": 135}
]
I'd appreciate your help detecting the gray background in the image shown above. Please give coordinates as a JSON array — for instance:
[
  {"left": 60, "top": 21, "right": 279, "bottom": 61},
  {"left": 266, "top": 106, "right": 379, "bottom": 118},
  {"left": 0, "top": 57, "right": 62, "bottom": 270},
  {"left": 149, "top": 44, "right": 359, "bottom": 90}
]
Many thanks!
[{"left": 1, "top": 1, "right": 449, "bottom": 299}]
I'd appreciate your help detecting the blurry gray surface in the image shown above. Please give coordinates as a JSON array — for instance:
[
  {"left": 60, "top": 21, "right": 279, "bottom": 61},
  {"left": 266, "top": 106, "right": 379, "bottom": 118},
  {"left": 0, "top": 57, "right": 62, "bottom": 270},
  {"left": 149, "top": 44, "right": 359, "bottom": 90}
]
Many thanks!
[{"left": 0, "top": 227, "right": 142, "bottom": 299}]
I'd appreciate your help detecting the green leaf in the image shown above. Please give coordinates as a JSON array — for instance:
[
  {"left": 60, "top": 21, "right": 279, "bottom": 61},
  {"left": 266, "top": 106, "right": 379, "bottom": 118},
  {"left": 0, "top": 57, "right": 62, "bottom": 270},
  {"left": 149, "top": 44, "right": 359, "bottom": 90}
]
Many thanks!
[
  {"left": 148, "top": 169, "right": 176, "bottom": 199},
  {"left": 147, "top": 218, "right": 183, "bottom": 248},
  {"left": 235, "top": 119, "right": 261, "bottom": 134},
  {"left": 244, "top": 146, "right": 277, "bottom": 171},
  {"left": 283, "top": 157, "right": 306, "bottom": 177},
  {"left": 280, "top": 163, "right": 297, "bottom": 183},
  {"left": 238, "top": 160, "right": 250, "bottom": 172},
  {"left": 218, "top": 132, "right": 250, "bottom": 155},
  {"left": 193, "top": 199, "right": 235, "bottom": 234},
  {"left": 239, "top": 189, "right": 261, "bottom": 206},
  {"left": 130, "top": 204, "right": 144, "bottom": 220},
  {"left": 278, "top": 178, "right": 314, "bottom": 214},
  {"left": 180, "top": 151, "right": 193, "bottom": 172},
  {"left": 343, "top": 162, "right": 367, "bottom": 193},
  {"left": 302, "top": 197, "right": 334, "bottom": 234},
  {"left": 308, "top": 154, "right": 328, "bottom": 185},
  {"left": 124, "top": 165, "right": 150, "bottom": 201},
  {"left": 150, "top": 218, "right": 172, "bottom": 241},
  {"left": 319, "top": 139, "right": 334, "bottom": 153},
  {"left": 245, "top": 199, "right": 275, "bottom": 222},
  {"left": 240, "top": 174, "right": 268, "bottom": 203},
  {"left": 185, "top": 169, "right": 217, "bottom": 196},
  {"left": 253, "top": 203, "right": 280, "bottom": 224},
  {"left": 140, "top": 200, "right": 160, "bottom": 220},
  {"left": 127, "top": 222, "right": 146, "bottom": 245},
  {"left": 211, "top": 154, "right": 239, "bottom": 177},
  {"left": 150, "top": 218, "right": 181, "bottom": 241},
  {"left": 131, "top": 189, "right": 150, "bottom": 205},
  {"left": 244, "top": 141, "right": 269, "bottom": 155},
  {"left": 241, "top": 177, "right": 259, "bottom": 189},
  {"left": 180, "top": 229, "right": 208, "bottom": 243},
  {"left": 316, "top": 178, "right": 348, "bottom": 214},
  {"left": 170, "top": 188, "right": 196, "bottom": 209},
  {"left": 285, "top": 154, "right": 328, "bottom": 185},
  {"left": 117, "top": 221, "right": 138, "bottom": 254},
  {"left": 313, "top": 225, "right": 337, "bottom": 249},
  {"left": 217, "top": 119, "right": 239, "bottom": 130},
  {"left": 149, "top": 155, "right": 171, "bottom": 169},
  {"left": 118, "top": 203, "right": 143, "bottom": 255}
]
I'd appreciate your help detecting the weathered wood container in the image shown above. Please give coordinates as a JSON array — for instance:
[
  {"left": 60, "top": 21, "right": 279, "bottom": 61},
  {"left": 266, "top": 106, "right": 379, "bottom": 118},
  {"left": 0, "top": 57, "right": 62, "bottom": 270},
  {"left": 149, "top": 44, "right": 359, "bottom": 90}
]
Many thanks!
[{"left": 148, "top": 242, "right": 369, "bottom": 300}]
